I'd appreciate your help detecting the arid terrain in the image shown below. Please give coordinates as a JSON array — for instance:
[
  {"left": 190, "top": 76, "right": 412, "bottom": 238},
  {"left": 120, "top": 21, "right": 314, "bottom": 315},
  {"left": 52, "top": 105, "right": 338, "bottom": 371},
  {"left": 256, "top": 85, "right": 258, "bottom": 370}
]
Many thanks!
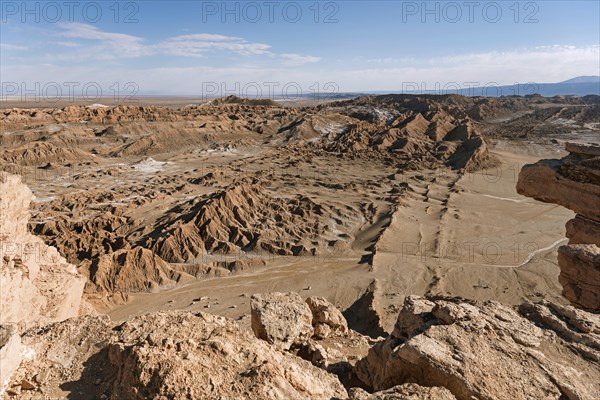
[{"left": 1, "top": 93, "right": 599, "bottom": 399}]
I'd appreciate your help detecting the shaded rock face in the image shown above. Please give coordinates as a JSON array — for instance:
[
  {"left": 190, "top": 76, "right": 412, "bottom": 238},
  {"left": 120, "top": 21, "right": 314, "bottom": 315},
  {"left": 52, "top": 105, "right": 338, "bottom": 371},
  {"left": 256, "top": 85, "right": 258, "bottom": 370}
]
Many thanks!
[
  {"left": 355, "top": 296, "right": 600, "bottom": 400},
  {"left": 343, "top": 280, "right": 387, "bottom": 339},
  {"left": 558, "top": 244, "right": 600, "bottom": 310},
  {"left": 517, "top": 142, "right": 600, "bottom": 310},
  {"left": 251, "top": 292, "right": 314, "bottom": 350},
  {"left": 566, "top": 215, "right": 600, "bottom": 247}
]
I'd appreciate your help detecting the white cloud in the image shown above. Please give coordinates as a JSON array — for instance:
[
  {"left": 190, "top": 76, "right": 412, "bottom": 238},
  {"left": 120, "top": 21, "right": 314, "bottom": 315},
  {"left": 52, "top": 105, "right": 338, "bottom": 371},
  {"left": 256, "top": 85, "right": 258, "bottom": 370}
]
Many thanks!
[
  {"left": 159, "top": 33, "right": 271, "bottom": 57},
  {"left": 51, "top": 23, "right": 317, "bottom": 64},
  {"left": 341, "top": 45, "right": 600, "bottom": 90},
  {"left": 54, "top": 41, "right": 81, "bottom": 48},
  {"left": 0, "top": 43, "right": 28, "bottom": 51},
  {"left": 280, "top": 53, "right": 321, "bottom": 66},
  {"left": 3, "top": 24, "right": 596, "bottom": 93},
  {"left": 59, "top": 22, "right": 150, "bottom": 57}
]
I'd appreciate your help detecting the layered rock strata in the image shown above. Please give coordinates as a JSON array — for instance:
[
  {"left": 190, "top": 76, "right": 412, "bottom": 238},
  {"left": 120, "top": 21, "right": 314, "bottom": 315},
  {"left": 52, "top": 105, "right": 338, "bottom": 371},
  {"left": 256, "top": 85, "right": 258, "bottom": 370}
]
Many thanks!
[{"left": 517, "top": 142, "right": 600, "bottom": 310}]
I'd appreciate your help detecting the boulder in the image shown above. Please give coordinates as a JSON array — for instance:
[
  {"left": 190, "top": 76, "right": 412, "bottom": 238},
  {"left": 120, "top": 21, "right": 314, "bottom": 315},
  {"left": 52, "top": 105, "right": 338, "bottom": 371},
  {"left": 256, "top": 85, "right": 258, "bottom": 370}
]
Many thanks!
[
  {"left": 306, "top": 296, "right": 349, "bottom": 338},
  {"left": 109, "top": 311, "right": 346, "bottom": 400},
  {"left": 251, "top": 292, "right": 314, "bottom": 350}
]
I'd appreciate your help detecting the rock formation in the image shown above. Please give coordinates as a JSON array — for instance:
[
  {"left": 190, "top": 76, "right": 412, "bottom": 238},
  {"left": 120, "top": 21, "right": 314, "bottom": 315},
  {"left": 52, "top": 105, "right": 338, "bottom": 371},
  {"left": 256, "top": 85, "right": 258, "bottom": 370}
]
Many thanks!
[
  {"left": 0, "top": 172, "right": 86, "bottom": 389},
  {"left": 148, "top": 181, "right": 361, "bottom": 261},
  {"left": 348, "top": 384, "right": 456, "bottom": 400},
  {"left": 5, "top": 311, "right": 347, "bottom": 399},
  {"left": 251, "top": 292, "right": 314, "bottom": 350},
  {"left": 306, "top": 296, "right": 349, "bottom": 338},
  {"left": 88, "top": 246, "right": 196, "bottom": 293},
  {"left": 108, "top": 311, "right": 347, "bottom": 400},
  {"left": 4, "top": 285, "right": 600, "bottom": 399},
  {"left": 0, "top": 173, "right": 85, "bottom": 330},
  {"left": 355, "top": 296, "right": 600, "bottom": 400},
  {"left": 517, "top": 142, "right": 600, "bottom": 310}
]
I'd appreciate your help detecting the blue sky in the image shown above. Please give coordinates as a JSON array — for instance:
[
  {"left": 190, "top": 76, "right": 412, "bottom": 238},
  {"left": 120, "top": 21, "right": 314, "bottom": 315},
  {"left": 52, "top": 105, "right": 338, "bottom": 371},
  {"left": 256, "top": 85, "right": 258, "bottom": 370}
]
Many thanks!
[{"left": 1, "top": 1, "right": 599, "bottom": 95}]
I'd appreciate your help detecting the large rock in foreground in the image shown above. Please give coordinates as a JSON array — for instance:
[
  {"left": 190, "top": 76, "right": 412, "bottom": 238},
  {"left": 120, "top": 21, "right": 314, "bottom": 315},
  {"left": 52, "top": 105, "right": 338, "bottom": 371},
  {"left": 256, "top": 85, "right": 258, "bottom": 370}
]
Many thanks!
[
  {"left": 349, "top": 383, "right": 456, "bottom": 399},
  {"left": 251, "top": 292, "right": 314, "bottom": 350},
  {"left": 355, "top": 296, "right": 600, "bottom": 400},
  {"left": 7, "top": 311, "right": 347, "bottom": 400},
  {"left": 109, "top": 312, "right": 346, "bottom": 400}
]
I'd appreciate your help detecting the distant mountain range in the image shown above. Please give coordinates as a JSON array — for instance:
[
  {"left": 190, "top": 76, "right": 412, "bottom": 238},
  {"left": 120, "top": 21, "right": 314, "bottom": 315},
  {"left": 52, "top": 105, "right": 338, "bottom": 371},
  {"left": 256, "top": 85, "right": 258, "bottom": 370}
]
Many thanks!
[
  {"left": 441, "top": 76, "right": 600, "bottom": 97},
  {"left": 559, "top": 76, "right": 600, "bottom": 84},
  {"left": 356, "top": 76, "right": 600, "bottom": 97},
  {"left": 298, "top": 76, "right": 600, "bottom": 99},
  {"left": 134, "top": 76, "right": 600, "bottom": 99}
]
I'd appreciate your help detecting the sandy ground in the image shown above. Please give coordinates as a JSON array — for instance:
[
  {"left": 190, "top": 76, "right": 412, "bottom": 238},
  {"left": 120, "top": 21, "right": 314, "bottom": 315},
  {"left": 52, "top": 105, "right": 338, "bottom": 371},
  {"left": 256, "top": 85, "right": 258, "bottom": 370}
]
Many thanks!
[{"left": 107, "top": 142, "right": 573, "bottom": 331}]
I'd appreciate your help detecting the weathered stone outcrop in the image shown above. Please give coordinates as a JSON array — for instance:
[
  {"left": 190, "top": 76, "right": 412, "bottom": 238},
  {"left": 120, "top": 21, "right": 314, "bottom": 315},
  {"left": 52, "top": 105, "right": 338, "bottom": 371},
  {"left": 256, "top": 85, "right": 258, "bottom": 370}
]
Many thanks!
[
  {"left": 89, "top": 247, "right": 196, "bottom": 293},
  {"left": 5, "top": 315, "right": 113, "bottom": 398},
  {"left": 349, "top": 383, "right": 456, "bottom": 400},
  {"left": 517, "top": 143, "right": 600, "bottom": 310},
  {"left": 251, "top": 292, "right": 314, "bottom": 350},
  {"left": 355, "top": 296, "right": 600, "bottom": 400},
  {"left": 516, "top": 159, "right": 599, "bottom": 220},
  {"left": 558, "top": 244, "right": 600, "bottom": 310},
  {"left": 0, "top": 173, "right": 86, "bottom": 330},
  {"left": 566, "top": 215, "right": 600, "bottom": 247},
  {"left": 0, "top": 325, "right": 21, "bottom": 388},
  {"left": 0, "top": 173, "right": 86, "bottom": 390},
  {"left": 306, "top": 296, "right": 349, "bottom": 338},
  {"left": 110, "top": 311, "right": 346, "bottom": 400},
  {"left": 6, "top": 311, "right": 347, "bottom": 400}
]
